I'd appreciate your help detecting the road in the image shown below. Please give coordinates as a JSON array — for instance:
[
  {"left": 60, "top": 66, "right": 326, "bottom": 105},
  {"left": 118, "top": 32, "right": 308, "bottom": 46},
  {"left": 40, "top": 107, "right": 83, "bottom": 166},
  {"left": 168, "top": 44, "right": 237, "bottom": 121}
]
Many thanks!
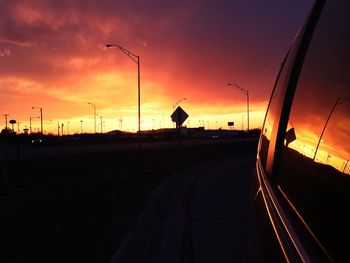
[
  {"left": 0, "top": 138, "right": 258, "bottom": 263},
  {"left": 0, "top": 138, "right": 254, "bottom": 160}
]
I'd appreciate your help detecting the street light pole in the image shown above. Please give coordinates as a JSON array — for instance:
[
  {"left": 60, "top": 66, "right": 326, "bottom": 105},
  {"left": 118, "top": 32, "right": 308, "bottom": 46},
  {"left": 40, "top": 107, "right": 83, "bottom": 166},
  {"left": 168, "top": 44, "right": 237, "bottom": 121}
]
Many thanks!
[
  {"left": 32, "top": 107, "right": 43, "bottom": 134},
  {"left": 119, "top": 117, "right": 123, "bottom": 131},
  {"left": 40, "top": 108, "right": 43, "bottom": 134},
  {"left": 30, "top": 116, "right": 39, "bottom": 134},
  {"left": 88, "top": 102, "right": 96, "bottom": 133},
  {"left": 313, "top": 96, "right": 350, "bottom": 161},
  {"left": 173, "top": 98, "right": 187, "bottom": 110},
  {"left": 3, "top": 114, "right": 9, "bottom": 129},
  {"left": 228, "top": 83, "right": 249, "bottom": 132},
  {"left": 138, "top": 54, "right": 141, "bottom": 144},
  {"left": 106, "top": 44, "right": 141, "bottom": 149},
  {"left": 80, "top": 120, "right": 83, "bottom": 134}
]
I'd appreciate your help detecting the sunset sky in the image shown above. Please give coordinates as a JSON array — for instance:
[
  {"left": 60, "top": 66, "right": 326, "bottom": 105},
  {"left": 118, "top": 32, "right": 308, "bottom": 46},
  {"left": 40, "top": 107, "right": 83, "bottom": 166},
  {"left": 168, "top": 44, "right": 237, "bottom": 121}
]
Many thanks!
[{"left": 0, "top": 0, "right": 314, "bottom": 134}]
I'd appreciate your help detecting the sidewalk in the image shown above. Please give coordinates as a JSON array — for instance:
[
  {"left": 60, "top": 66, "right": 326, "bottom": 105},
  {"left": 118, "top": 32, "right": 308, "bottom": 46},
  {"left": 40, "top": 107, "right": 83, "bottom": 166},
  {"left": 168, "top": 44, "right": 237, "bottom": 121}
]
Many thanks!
[{"left": 110, "top": 156, "right": 255, "bottom": 263}]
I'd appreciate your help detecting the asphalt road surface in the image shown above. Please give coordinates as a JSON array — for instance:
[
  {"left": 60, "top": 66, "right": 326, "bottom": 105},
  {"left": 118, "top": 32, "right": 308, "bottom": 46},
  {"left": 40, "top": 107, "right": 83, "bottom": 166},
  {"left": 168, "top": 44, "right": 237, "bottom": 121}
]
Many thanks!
[{"left": 0, "top": 138, "right": 258, "bottom": 263}]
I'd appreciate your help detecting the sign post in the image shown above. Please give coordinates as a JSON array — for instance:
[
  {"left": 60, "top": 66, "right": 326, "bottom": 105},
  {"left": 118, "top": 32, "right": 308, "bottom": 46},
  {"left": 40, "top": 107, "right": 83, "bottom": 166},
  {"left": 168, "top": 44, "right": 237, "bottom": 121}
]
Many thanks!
[
  {"left": 228, "top": 121, "right": 234, "bottom": 130},
  {"left": 171, "top": 106, "right": 189, "bottom": 146}
]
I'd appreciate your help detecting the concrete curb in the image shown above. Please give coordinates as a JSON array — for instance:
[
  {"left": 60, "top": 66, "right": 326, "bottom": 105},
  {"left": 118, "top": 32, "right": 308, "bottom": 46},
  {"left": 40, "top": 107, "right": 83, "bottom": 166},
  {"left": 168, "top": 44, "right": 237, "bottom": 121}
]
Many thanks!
[{"left": 109, "top": 163, "right": 209, "bottom": 263}]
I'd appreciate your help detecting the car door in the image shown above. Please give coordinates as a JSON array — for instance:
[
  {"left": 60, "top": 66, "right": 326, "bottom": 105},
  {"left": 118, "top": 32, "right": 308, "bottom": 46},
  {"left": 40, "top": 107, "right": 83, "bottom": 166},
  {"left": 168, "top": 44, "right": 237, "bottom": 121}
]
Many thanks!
[{"left": 249, "top": 0, "right": 350, "bottom": 262}]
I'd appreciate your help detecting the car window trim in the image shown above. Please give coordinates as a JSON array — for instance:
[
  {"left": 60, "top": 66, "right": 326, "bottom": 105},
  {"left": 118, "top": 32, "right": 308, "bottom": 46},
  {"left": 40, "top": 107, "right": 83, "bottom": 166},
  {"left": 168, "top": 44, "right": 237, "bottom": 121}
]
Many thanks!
[
  {"left": 256, "top": 0, "right": 328, "bottom": 261},
  {"left": 271, "top": 0, "right": 326, "bottom": 180},
  {"left": 256, "top": 159, "right": 312, "bottom": 262}
]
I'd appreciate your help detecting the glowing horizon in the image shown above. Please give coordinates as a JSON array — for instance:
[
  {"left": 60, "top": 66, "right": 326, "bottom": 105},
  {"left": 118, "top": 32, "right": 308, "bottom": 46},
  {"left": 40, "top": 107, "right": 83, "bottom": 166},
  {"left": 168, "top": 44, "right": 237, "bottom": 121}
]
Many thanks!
[{"left": 0, "top": 1, "right": 314, "bottom": 134}]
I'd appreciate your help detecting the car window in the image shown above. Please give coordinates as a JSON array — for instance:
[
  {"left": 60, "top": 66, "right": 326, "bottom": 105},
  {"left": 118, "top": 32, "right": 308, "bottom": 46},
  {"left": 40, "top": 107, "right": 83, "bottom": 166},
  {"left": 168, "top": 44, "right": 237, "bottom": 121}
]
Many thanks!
[
  {"left": 259, "top": 28, "right": 304, "bottom": 175},
  {"left": 278, "top": 1, "right": 350, "bottom": 260}
]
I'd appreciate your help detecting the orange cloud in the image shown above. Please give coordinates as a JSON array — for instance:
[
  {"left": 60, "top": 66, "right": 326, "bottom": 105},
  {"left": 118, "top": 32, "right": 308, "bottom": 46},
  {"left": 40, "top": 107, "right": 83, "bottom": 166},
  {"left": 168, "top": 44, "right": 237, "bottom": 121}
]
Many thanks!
[{"left": 0, "top": 0, "right": 312, "bottom": 133}]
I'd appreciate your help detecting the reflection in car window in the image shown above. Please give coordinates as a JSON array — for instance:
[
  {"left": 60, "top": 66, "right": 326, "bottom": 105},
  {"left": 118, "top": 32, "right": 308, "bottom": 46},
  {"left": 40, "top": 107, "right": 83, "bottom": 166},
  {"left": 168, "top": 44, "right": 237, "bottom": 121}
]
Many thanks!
[
  {"left": 279, "top": 1, "right": 350, "bottom": 260},
  {"left": 259, "top": 29, "right": 304, "bottom": 173}
]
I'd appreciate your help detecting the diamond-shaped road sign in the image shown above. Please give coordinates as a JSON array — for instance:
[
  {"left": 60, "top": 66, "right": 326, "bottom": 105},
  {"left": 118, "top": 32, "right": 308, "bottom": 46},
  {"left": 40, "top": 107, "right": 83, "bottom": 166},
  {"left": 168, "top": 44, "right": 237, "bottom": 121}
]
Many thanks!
[{"left": 171, "top": 106, "right": 189, "bottom": 126}]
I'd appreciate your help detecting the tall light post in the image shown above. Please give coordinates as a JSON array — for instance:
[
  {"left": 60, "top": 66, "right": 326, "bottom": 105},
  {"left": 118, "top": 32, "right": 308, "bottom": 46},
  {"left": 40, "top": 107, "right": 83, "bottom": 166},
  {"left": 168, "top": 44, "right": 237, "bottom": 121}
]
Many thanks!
[
  {"left": 48, "top": 119, "right": 53, "bottom": 134},
  {"left": 3, "top": 114, "right": 9, "bottom": 129},
  {"left": 88, "top": 102, "right": 96, "bottom": 133},
  {"left": 32, "top": 106, "right": 43, "bottom": 134},
  {"left": 119, "top": 117, "right": 123, "bottom": 131},
  {"left": 106, "top": 44, "right": 141, "bottom": 149},
  {"left": 228, "top": 83, "right": 249, "bottom": 132},
  {"left": 80, "top": 120, "right": 83, "bottom": 134},
  {"left": 30, "top": 116, "right": 39, "bottom": 134},
  {"left": 313, "top": 96, "right": 350, "bottom": 161},
  {"left": 67, "top": 121, "right": 70, "bottom": 134}
]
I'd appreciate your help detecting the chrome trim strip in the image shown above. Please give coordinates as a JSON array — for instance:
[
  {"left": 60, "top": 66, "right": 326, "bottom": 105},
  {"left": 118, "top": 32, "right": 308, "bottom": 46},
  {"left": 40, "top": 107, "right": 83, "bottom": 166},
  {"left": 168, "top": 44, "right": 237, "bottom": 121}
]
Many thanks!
[
  {"left": 256, "top": 159, "right": 312, "bottom": 263},
  {"left": 256, "top": 160, "right": 289, "bottom": 262},
  {"left": 253, "top": 187, "right": 261, "bottom": 203},
  {"left": 277, "top": 186, "right": 334, "bottom": 263}
]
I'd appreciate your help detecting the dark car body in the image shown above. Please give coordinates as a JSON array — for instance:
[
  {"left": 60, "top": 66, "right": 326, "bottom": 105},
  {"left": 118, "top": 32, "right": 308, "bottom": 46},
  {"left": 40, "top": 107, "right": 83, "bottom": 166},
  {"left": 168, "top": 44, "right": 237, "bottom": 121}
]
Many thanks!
[{"left": 249, "top": 0, "right": 350, "bottom": 262}]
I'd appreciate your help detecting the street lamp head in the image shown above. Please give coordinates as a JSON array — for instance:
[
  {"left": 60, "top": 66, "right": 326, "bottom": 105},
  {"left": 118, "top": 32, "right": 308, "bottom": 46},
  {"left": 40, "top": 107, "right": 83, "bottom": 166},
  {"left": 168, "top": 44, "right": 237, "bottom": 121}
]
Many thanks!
[
  {"left": 227, "top": 83, "right": 239, "bottom": 87},
  {"left": 106, "top": 44, "right": 120, "bottom": 48}
]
